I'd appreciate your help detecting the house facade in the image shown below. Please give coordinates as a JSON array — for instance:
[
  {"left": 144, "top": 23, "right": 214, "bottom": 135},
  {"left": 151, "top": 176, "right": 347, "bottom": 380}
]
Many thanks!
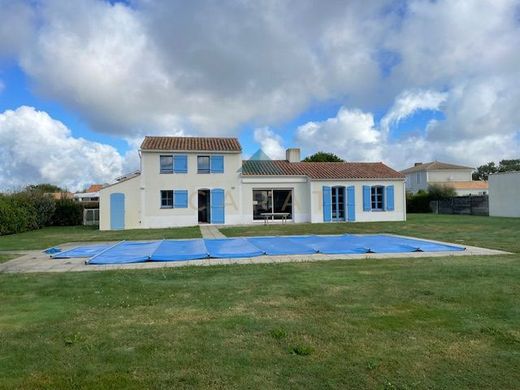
[
  {"left": 99, "top": 136, "right": 406, "bottom": 230},
  {"left": 400, "top": 161, "right": 488, "bottom": 196}
]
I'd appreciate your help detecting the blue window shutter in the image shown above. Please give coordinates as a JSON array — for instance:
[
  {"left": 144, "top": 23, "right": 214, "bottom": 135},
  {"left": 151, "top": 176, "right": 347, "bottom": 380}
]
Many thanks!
[
  {"left": 174, "top": 155, "right": 188, "bottom": 173},
  {"left": 386, "top": 185, "right": 395, "bottom": 211},
  {"left": 322, "top": 186, "right": 331, "bottom": 222},
  {"left": 210, "top": 155, "right": 224, "bottom": 173},
  {"left": 210, "top": 188, "right": 225, "bottom": 224},
  {"left": 347, "top": 185, "right": 356, "bottom": 221},
  {"left": 174, "top": 190, "right": 188, "bottom": 208},
  {"left": 363, "top": 185, "right": 371, "bottom": 211},
  {"left": 110, "top": 193, "right": 125, "bottom": 230}
]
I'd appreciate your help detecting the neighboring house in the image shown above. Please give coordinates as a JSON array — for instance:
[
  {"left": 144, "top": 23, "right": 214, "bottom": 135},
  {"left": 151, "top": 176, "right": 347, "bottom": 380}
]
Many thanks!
[
  {"left": 99, "top": 136, "right": 406, "bottom": 230},
  {"left": 74, "top": 184, "right": 103, "bottom": 202},
  {"left": 489, "top": 171, "right": 520, "bottom": 217},
  {"left": 400, "top": 161, "right": 488, "bottom": 195},
  {"left": 45, "top": 192, "right": 75, "bottom": 200}
]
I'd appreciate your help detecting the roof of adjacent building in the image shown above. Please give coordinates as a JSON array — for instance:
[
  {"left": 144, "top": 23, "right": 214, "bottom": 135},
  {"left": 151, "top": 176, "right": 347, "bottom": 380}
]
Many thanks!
[
  {"left": 400, "top": 161, "right": 474, "bottom": 174},
  {"left": 242, "top": 160, "right": 404, "bottom": 179},
  {"left": 436, "top": 181, "right": 488, "bottom": 190},
  {"left": 140, "top": 136, "right": 242, "bottom": 152},
  {"left": 85, "top": 184, "right": 103, "bottom": 193}
]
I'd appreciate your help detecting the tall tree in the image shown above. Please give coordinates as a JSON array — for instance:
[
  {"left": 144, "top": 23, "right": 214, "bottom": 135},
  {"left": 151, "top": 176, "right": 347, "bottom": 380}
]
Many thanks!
[
  {"left": 302, "top": 151, "right": 343, "bottom": 162},
  {"left": 473, "top": 159, "right": 520, "bottom": 180},
  {"left": 25, "top": 183, "right": 65, "bottom": 193},
  {"left": 498, "top": 159, "right": 520, "bottom": 172},
  {"left": 472, "top": 162, "right": 497, "bottom": 181}
]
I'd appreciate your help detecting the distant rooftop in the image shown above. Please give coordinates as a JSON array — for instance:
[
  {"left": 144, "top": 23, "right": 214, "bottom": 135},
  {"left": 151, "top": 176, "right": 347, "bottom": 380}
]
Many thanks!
[
  {"left": 400, "top": 161, "right": 474, "bottom": 174},
  {"left": 141, "top": 136, "right": 242, "bottom": 152}
]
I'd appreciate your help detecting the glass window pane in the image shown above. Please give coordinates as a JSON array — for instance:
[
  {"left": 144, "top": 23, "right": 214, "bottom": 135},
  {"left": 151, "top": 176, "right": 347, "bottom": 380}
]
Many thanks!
[
  {"left": 273, "top": 190, "right": 292, "bottom": 219},
  {"left": 161, "top": 190, "right": 173, "bottom": 208},
  {"left": 197, "top": 156, "right": 210, "bottom": 173},
  {"left": 253, "top": 190, "right": 272, "bottom": 220},
  {"left": 160, "top": 155, "right": 173, "bottom": 173}
]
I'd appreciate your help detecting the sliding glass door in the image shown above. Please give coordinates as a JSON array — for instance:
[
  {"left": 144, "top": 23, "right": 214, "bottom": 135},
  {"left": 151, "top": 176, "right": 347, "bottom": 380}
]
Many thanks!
[{"left": 253, "top": 189, "right": 293, "bottom": 220}]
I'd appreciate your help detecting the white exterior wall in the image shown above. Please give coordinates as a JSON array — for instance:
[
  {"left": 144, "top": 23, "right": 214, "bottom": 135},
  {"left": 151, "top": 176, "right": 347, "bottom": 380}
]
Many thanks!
[
  {"left": 489, "top": 172, "right": 520, "bottom": 217},
  {"left": 139, "top": 151, "right": 243, "bottom": 227},
  {"left": 99, "top": 175, "right": 141, "bottom": 230},
  {"left": 240, "top": 176, "right": 311, "bottom": 224},
  {"left": 309, "top": 180, "right": 406, "bottom": 223},
  {"left": 405, "top": 171, "right": 428, "bottom": 193},
  {"left": 427, "top": 169, "right": 473, "bottom": 182}
]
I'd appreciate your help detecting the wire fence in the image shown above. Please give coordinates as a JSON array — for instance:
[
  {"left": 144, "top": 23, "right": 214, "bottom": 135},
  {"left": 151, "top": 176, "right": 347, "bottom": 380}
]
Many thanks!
[{"left": 83, "top": 208, "right": 100, "bottom": 226}]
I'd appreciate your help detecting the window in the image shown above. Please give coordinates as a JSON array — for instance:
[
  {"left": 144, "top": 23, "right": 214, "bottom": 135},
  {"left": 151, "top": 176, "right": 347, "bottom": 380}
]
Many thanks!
[
  {"left": 331, "top": 186, "right": 345, "bottom": 221},
  {"left": 160, "top": 155, "right": 174, "bottom": 173},
  {"left": 160, "top": 190, "right": 173, "bottom": 208},
  {"left": 197, "top": 156, "right": 210, "bottom": 173},
  {"left": 371, "top": 186, "right": 384, "bottom": 210},
  {"left": 253, "top": 189, "right": 292, "bottom": 220}
]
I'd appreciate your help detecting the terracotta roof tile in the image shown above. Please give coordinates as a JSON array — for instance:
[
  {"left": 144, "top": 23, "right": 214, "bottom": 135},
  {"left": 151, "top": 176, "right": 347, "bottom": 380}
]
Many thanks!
[
  {"left": 242, "top": 160, "right": 404, "bottom": 179},
  {"left": 141, "top": 136, "right": 241, "bottom": 152},
  {"left": 401, "top": 161, "right": 474, "bottom": 174},
  {"left": 86, "top": 184, "right": 103, "bottom": 193}
]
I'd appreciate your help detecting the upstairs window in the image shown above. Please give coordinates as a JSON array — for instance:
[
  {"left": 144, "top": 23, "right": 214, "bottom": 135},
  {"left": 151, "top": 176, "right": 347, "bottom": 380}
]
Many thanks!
[
  {"left": 160, "top": 190, "right": 173, "bottom": 208},
  {"left": 160, "top": 155, "right": 174, "bottom": 174},
  {"left": 197, "top": 156, "right": 210, "bottom": 174},
  {"left": 371, "top": 186, "right": 384, "bottom": 210}
]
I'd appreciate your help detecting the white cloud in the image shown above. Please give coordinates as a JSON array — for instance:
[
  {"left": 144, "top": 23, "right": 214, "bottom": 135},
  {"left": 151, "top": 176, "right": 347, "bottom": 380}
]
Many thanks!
[
  {"left": 253, "top": 128, "right": 286, "bottom": 160},
  {"left": 296, "top": 107, "right": 382, "bottom": 161},
  {"left": 380, "top": 89, "right": 447, "bottom": 133},
  {"left": 0, "top": 106, "right": 124, "bottom": 191},
  {"left": 0, "top": 0, "right": 518, "bottom": 178}
]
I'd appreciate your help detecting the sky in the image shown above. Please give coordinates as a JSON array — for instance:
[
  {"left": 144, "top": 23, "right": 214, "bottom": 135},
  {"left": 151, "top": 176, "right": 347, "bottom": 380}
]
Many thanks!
[{"left": 0, "top": 0, "right": 519, "bottom": 191}]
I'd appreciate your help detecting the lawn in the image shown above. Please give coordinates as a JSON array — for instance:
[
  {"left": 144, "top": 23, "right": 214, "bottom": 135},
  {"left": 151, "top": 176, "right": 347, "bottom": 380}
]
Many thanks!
[
  {"left": 0, "top": 253, "right": 17, "bottom": 264},
  {"left": 0, "top": 225, "right": 202, "bottom": 251},
  {"left": 0, "top": 214, "right": 519, "bottom": 388},
  {"left": 221, "top": 214, "right": 520, "bottom": 253},
  {"left": 0, "top": 255, "right": 518, "bottom": 389}
]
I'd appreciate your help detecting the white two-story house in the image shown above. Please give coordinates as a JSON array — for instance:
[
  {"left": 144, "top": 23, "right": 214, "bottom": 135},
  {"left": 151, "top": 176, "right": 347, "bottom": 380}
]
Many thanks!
[
  {"left": 400, "top": 161, "right": 488, "bottom": 196},
  {"left": 99, "top": 136, "right": 406, "bottom": 230}
]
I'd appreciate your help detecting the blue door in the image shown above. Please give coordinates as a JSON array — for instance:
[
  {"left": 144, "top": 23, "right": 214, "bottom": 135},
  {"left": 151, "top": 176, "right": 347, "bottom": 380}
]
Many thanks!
[
  {"left": 210, "top": 188, "right": 225, "bottom": 224},
  {"left": 110, "top": 193, "right": 125, "bottom": 230}
]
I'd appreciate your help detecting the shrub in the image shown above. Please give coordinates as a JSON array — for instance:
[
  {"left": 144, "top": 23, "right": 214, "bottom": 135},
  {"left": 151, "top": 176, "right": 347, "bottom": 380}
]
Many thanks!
[
  {"left": 427, "top": 183, "right": 457, "bottom": 200},
  {"left": 13, "top": 190, "right": 56, "bottom": 228},
  {"left": 406, "top": 190, "right": 432, "bottom": 213},
  {"left": 0, "top": 194, "right": 38, "bottom": 235},
  {"left": 51, "top": 199, "right": 84, "bottom": 226}
]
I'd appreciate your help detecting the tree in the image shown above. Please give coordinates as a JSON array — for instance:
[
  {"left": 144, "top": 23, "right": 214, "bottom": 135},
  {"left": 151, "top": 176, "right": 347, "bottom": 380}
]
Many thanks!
[
  {"left": 473, "top": 159, "right": 520, "bottom": 180},
  {"left": 473, "top": 162, "right": 497, "bottom": 181},
  {"left": 25, "top": 183, "right": 65, "bottom": 193},
  {"left": 427, "top": 183, "right": 457, "bottom": 200},
  {"left": 498, "top": 159, "right": 520, "bottom": 172},
  {"left": 302, "top": 151, "right": 343, "bottom": 162}
]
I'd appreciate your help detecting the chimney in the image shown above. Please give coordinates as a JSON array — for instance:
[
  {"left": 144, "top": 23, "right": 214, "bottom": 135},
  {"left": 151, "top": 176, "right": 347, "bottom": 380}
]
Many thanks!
[
  {"left": 286, "top": 148, "right": 301, "bottom": 163},
  {"left": 414, "top": 162, "right": 423, "bottom": 167}
]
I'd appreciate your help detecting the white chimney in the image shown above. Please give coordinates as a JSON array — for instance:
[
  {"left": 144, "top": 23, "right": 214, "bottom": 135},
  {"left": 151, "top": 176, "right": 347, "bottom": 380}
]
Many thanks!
[{"left": 286, "top": 148, "right": 301, "bottom": 163}]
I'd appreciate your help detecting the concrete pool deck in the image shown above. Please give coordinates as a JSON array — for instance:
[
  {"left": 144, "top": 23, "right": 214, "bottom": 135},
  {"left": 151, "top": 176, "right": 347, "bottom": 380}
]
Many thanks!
[{"left": 0, "top": 234, "right": 510, "bottom": 274}]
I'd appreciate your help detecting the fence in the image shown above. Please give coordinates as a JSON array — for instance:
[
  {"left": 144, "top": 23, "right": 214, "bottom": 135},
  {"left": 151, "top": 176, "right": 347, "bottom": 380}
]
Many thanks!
[
  {"left": 430, "top": 195, "right": 489, "bottom": 216},
  {"left": 83, "top": 208, "right": 100, "bottom": 226}
]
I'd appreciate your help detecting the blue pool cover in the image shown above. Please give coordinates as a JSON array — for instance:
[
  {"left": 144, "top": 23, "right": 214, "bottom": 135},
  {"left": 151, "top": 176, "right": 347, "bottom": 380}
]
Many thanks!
[{"left": 50, "top": 234, "right": 465, "bottom": 264}]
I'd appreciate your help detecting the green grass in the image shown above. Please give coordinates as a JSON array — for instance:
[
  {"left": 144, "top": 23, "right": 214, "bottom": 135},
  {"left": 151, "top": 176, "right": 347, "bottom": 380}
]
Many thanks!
[
  {"left": 221, "top": 214, "right": 520, "bottom": 253},
  {"left": 0, "top": 225, "right": 202, "bottom": 251},
  {"left": 0, "top": 255, "right": 519, "bottom": 389},
  {"left": 1, "top": 214, "right": 519, "bottom": 388}
]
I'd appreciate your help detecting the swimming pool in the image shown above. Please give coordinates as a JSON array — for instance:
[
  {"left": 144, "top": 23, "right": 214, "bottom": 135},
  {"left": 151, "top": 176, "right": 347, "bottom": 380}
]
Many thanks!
[{"left": 50, "top": 234, "right": 465, "bottom": 265}]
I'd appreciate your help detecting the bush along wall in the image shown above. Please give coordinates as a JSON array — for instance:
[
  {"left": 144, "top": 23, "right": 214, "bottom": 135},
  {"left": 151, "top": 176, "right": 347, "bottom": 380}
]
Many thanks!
[
  {"left": 0, "top": 188, "right": 85, "bottom": 235},
  {"left": 406, "top": 184, "right": 458, "bottom": 214}
]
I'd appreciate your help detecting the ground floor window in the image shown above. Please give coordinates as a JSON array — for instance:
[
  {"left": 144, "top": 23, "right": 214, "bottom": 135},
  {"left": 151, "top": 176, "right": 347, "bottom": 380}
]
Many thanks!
[
  {"left": 253, "top": 189, "right": 292, "bottom": 220},
  {"left": 161, "top": 190, "right": 173, "bottom": 208},
  {"left": 371, "top": 186, "right": 384, "bottom": 210},
  {"left": 331, "top": 186, "right": 345, "bottom": 221}
]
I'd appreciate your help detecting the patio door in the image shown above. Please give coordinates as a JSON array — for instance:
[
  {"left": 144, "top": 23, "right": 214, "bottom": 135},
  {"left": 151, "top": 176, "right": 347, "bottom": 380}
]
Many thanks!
[{"left": 331, "top": 186, "right": 345, "bottom": 221}]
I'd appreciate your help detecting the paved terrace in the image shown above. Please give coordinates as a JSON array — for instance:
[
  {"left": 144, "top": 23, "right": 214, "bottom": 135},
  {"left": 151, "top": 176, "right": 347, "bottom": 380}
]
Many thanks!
[{"left": 0, "top": 234, "right": 509, "bottom": 274}]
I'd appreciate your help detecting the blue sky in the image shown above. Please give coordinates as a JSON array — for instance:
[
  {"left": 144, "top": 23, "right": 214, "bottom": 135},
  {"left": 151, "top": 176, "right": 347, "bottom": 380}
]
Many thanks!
[{"left": 0, "top": 0, "right": 518, "bottom": 190}]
